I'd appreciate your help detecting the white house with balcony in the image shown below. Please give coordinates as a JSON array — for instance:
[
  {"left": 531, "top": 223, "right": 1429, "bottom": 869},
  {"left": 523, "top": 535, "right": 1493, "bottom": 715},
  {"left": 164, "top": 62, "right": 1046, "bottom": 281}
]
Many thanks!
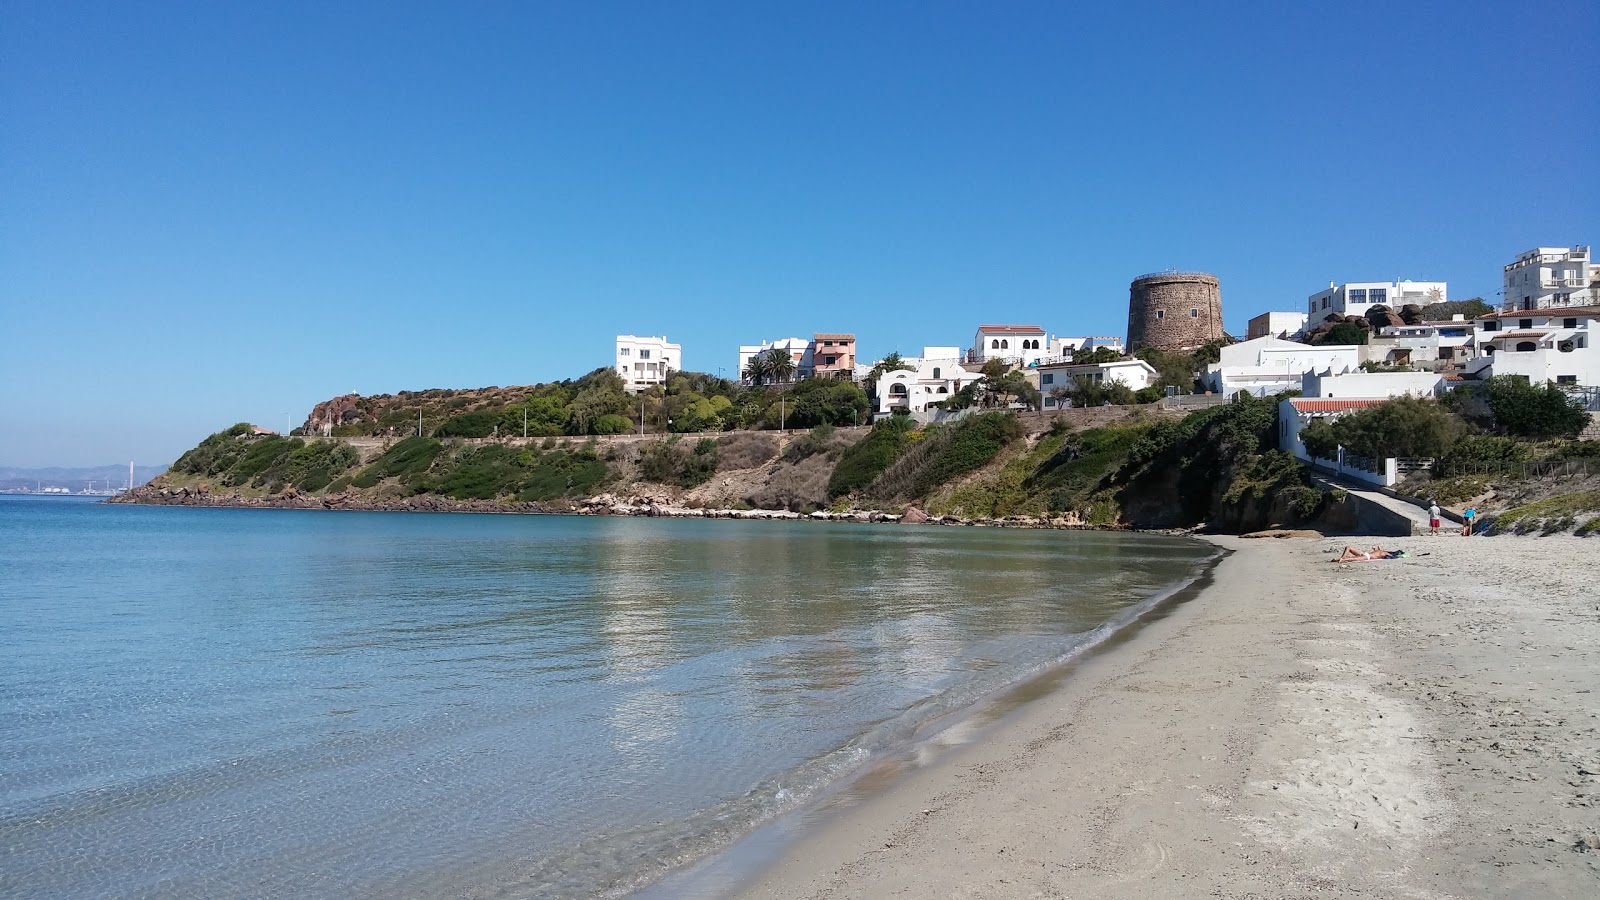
[
  {"left": 1306, "top": 280, "right": 1447, "bottom": 321},
  {"left": 615, "top": 335, "right": 681, "bottom": 391},
  {"left": 1037, "top": 359, "right": 1159, "bottom": 408},
  {"left": 1204, "top": 336, "right": 1361, "bottom": 398},
  {"left": 737, "top": 337, "right": 811, "bottom": 383},
  {"left": 874, "top": 348, "right": 977, "bottom": 417},
  {"left": 1502, "top": 246, "right": 1596, "bottom": 311},
  {"left": 1467, "top": 306, "right": 1600, "bottom": 387},
  {"left": 1361, "top": 321, "right": 1476, "bottom": 371},
  {"left": 968, "top": 325, "right": 1048, "bottom": 367}
]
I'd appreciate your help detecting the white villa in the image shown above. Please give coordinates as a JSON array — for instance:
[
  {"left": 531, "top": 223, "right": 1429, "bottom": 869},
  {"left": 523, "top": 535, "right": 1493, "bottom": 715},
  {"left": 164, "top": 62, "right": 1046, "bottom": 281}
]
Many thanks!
[
  {"left": 1037, "top": 359, "right": 1159, "bottom": 408},
  {"left": 874, "top": 348, "right": 978, "bottom": 417},
  {"left": 1205, "top": 336, "right": 1361, "bottom": 398},
  {"left": 1502, "top": 246, "right": 1596, "bottom": 312},
  {"left": 968, "top": 325, "right": 1049, "bottom": 368},
  {"left": 737, "top": 337, "right": 810, "bottom": 383},
  {"left": 1467, "top": 306, "right": 1600, "bottom": 387},
  {"left": 1306, "top": 280, "right": 1447, "bottom": 321},
  {"left": 615, "top": 335, "right": 681, "bottom": 391}
]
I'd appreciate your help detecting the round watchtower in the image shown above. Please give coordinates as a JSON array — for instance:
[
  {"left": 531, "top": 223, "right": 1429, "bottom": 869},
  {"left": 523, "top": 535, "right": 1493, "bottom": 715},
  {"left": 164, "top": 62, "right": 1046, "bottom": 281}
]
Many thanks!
[{"left": 1127, "top": 271, "right": 1224, "bottom": 352}]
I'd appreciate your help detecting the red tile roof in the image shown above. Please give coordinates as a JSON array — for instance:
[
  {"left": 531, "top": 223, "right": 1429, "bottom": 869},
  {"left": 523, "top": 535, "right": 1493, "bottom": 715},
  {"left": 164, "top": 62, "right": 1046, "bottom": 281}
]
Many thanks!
[
  {"left": 1288, "top": 398, "right": 1392, "bottom": 414},
  {"left": 1490, "top": 331, "right": 1549, "bottom": 340},
  {"left": 976, "top": 324, "right": 1045, "bottom": 333}
]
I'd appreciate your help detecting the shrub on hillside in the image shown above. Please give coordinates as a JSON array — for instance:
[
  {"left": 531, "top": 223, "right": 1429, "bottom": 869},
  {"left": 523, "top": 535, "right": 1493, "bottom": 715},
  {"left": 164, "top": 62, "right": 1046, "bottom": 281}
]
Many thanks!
[
  {"left": 827, "top": 417, "right": 916, "bottom": 499},
  {"left": 719, "top": 433, "right": 782, "bottom": 469},
  {"left": 351, "top": 437, "right": 443, "bottom": 488},
  {"left": 1435, "top": 435, "right": 1530, "bottom": 475},
  {"left": 1026, "top": 425, "right": 1150, "bottom": 513},
  {"left": 636, "top": 436, "right": 720, "bottom": 488},
  {"left": 434, "top": 410, "right": 500, "bottom": 438},
  {"left": 1304, "top": 396, "right": 1462, "bottom": 461},
  {"left": 865, "top": 412, "right": 1022, "bottom": 504},
  {"left": 1484, "top": 376, "right": 1589, "bottom": 440}
]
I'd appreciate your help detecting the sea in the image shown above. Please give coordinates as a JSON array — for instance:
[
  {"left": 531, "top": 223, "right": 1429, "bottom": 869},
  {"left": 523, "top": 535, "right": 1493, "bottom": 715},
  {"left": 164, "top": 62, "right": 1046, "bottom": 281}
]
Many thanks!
[{"left": 0, "top": 495, "right": 1216, "bottom": 898}]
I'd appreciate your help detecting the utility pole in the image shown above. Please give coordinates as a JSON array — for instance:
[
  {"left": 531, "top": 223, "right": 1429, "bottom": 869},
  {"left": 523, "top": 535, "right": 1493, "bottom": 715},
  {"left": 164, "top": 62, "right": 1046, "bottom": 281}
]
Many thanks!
[
  {"left": 640, "top": 399, "right": 645, "bottom": 435},
  {"left": 523, "top": 409, "right": 528, "bottom": 439},
  {"left": 780, "top": 394, "right": 786, "bottom": 432},
  {"left": 417, "top": 410, "right": 422, "bottom": 437}
]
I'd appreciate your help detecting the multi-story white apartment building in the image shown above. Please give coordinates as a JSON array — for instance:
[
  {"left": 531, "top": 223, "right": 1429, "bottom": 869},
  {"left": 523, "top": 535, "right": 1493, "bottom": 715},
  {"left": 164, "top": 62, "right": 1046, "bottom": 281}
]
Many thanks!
[
  {"left": 1361, "top": 321, "right": 1475, "bottom": 371},
  {"left": 1306, "top": 280, "right": 1447, "bottom": 321},
  {"left": 1467, "top": 306, "right": 1600, "bottom": 387},
  {"left": 1502, "top": 246, "right": 1596, "bottom": 312},
  {"left": 737, "top": 337, "right": 810, "bottom": 383},
  {"left": 968, "top": 325, "right": 1049, "bottom": 367},
  {"left": 615, "top": 335, "right": 681, "bottom": 391}
]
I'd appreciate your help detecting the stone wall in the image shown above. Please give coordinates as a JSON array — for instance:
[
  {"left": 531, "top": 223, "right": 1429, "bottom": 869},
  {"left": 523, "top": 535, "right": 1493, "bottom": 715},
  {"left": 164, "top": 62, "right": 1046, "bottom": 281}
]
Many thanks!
[{"left": 1127, "top": 272, "right": 1225, "bottom": 352}]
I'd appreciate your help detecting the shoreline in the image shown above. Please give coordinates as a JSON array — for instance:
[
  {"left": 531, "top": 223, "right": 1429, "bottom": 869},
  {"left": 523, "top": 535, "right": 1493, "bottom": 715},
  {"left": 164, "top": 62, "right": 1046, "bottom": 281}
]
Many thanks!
[{"left": 712, "top": 532, "right": 1600, "bottom": 899}]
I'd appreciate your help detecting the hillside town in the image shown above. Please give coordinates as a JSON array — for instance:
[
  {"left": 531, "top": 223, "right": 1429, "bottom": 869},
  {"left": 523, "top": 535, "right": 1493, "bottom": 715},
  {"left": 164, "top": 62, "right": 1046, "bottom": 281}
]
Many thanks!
[{"left": 616, "top": 244, "right": 1600, "bottom": 489}]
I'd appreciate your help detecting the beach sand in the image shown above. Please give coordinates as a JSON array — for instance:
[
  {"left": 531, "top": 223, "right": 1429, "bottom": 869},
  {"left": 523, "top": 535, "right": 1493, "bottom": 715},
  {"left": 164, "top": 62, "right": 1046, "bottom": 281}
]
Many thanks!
[{"left": 729, "top": 533, "right": 1600, "bottom": 899}]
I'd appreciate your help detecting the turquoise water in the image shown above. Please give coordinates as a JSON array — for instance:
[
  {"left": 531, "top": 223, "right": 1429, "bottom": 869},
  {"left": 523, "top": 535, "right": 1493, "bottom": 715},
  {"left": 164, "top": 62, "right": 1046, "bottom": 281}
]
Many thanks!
[{"left": 0, "top": 496, "right": 1214, "bottom": 898}]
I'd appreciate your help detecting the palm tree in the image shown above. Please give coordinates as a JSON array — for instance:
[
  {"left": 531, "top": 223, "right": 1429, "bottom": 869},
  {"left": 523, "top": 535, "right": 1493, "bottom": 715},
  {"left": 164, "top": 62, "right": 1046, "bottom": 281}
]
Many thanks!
[
  {"left": 743, "top": 353, "right": 772, "bottom": 387},
  {"left": 764, "top": 347, "right": 796, "bottom": 384},
  {"left": 865, "top": 351, "right": 914, "bottom": 383}
]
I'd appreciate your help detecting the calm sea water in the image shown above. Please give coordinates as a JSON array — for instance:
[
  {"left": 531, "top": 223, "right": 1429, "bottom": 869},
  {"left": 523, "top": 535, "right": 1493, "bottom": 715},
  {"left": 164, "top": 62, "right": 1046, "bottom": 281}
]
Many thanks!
[{"left": 0, "top": 496, "right": 1214, "bottom": 898}]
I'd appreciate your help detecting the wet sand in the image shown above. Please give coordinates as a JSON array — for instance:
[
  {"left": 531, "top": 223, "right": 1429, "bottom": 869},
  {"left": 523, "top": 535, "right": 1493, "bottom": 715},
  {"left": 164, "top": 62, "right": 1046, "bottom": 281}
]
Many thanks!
[{"left": 728, "top": 533, "right": 1600, "bottom": 899}]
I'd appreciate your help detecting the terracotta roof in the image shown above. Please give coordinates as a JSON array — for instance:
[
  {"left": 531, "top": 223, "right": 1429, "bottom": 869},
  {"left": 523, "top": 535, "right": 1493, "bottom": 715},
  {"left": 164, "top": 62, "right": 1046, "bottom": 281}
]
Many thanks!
[
  {"left": 812, "top": 333, "right": 855, "bottom": 341},
  {"left": 1289, "top": 398, "right": 1392, "bottom": 414},
  {"left": 1490, "top": 331, "right": 1549, "bottom": 340},
  {"left": 1481, "top": 306, "right": 1600, "bottom": 319},
  {"left": 976, "top": 324, "right": 1045, "bottom": 334}
]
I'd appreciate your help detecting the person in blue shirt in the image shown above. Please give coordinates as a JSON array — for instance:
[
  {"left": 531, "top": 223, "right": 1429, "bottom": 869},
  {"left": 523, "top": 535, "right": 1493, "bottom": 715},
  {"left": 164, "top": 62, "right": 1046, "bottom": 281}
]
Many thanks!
[{"left": 1463, "top": 506, "right": 1476, "bottom": 536}]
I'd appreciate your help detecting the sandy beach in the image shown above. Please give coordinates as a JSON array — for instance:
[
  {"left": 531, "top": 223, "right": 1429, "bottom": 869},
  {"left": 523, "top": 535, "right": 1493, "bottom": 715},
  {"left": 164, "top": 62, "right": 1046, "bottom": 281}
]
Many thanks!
[{"left": 729, "top": 533, "right": 1600, "bottom": 899}]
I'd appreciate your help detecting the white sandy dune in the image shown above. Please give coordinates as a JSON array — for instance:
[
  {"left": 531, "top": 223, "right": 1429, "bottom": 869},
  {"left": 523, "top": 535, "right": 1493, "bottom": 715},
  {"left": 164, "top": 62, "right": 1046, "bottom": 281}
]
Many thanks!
[{"left": 728, "top": 534, "right": 1600, "bottom": 899}]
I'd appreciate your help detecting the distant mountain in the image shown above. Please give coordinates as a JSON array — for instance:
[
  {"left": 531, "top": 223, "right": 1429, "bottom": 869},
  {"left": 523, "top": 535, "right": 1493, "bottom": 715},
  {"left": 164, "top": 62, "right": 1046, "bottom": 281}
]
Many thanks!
[{"left": 0, "top": 464, "right": 168, "bottom": 491}]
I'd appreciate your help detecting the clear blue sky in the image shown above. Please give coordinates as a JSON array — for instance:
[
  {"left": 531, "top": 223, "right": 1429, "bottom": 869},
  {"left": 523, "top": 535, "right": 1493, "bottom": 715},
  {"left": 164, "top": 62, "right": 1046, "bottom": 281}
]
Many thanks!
[{"left": 3, "top": 1, "right": 1596, "bottom": 467}]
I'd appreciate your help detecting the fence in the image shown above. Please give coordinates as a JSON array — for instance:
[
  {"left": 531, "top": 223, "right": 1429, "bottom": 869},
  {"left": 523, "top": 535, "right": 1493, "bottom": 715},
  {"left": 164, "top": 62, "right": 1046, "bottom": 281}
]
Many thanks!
[{"left": 1431, "top": 457, "right": 1599, "bottom": 479}]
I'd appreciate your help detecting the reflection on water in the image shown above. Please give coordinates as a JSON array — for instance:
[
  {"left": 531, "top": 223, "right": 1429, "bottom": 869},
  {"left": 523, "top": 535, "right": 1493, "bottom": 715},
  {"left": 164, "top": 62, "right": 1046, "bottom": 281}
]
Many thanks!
[{"left": 0, "top": 498, "right": 1213, "bottom": 899}]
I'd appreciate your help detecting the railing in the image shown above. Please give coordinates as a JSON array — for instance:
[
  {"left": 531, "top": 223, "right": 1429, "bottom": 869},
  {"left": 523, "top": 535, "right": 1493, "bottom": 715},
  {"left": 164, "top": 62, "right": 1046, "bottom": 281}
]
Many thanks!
[
  {"left": 1132, "top": 270, "right": 1217, "bottom": 282},
  {"left": 1434, "top": 457, "right": 1598, "bottom": 479}
]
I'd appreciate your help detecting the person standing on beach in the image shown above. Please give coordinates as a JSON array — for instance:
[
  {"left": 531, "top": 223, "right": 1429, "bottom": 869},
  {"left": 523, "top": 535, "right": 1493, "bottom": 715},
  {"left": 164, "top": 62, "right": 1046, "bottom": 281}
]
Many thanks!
[
  {"left": 1463, "top": 506, "right": 1476, "bottom": 536},
  {"left": 1428, "top": 500, "right": 1441, "bottom": 535}
]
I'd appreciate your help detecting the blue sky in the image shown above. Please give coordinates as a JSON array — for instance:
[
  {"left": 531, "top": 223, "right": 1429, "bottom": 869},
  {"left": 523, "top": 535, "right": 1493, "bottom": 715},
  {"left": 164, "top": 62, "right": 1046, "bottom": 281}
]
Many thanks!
[{"left": 3, "top": 1, "right": 1596, "bottom": 466}]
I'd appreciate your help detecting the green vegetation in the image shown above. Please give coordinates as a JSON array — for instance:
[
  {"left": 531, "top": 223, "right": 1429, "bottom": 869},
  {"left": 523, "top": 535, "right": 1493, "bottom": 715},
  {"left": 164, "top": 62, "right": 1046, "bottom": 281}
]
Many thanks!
[
  {"left": 1300, "top": 396, "right": 1461, "bottom": 461},
  {"left": 1024, "top": 424, "right": 1150, "bottom": 521},
  {"left": 351, "top": 436, "right": 443, "bottom": 489},
  {"left": 864, "top": 412, "right": 1023, "bottom": 504},
  {"left": 1318, "top": 321, "right": 1369, "bottom": 346},
  {"left": 428, "top": 443, "right": 610, "bottom": 501},
  {"left": 1490, "top": 490, "right": 1600, "bottom": 536},
  {"left": 827, "top": 417, "right": 917, "bottom": 499},
  {"left": 637, "top": 437, "right": 720, "bottom": 488},
  {"left": 168, "top": 425, "right": 360, "bottom": 493},
  {"left": 1483, "top": 376, "right": 1590, "bottom": 440},
  {"left": 928, "top": 430, "right": 1067, "bottom": 518},
  {"left": 1418, "top": 298, "right": 1493, "bottom": 322}
]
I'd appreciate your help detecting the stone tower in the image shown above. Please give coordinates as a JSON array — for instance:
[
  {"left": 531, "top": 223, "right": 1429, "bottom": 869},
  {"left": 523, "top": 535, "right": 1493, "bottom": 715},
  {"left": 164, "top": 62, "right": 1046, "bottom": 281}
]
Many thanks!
[{"left": 1127, "top": 271, "right": 1224, "bottom": 352}]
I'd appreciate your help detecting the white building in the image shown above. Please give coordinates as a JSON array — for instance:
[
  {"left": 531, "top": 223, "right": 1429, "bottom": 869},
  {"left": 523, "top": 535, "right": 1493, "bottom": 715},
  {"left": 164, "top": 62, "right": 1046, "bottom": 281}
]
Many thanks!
[
  {"left": 1301, "top": 369, "right": 1446, "bottom": 400},
  {"left": 1048, "top": 335, "right": 1124, "bottom": 361},
  {"left": 874, "top": 348, "right": 977, "bottom": 416},
  {"left": 1037, "top": 359, "right": 1159, "bottom": 408},
  {"left": 1466, "top": 306, "right": 1600, "bottom": 387},
  {"left": 615, "top": 335, "right": 681, "bottom": 391},
  {"left": 1502, "top": 246, "right": 1596, "bottom": 312},
  {"left": 968, "top": 325, "right": 1049, "bottom": 367},
  {"left": 1205, "top": 336, "right": 1361, "bottom": 398},
  {"left": 1246, "top": 311, "right": 1309, "bottom": 340},
  {"left": 737, "top": 337, "right": 810, "bottom": 383},
  {"left": 1278, "top": 397, "right": 1402, "bottom": 487},
  {"left": 1361, "top": 321, "right": 1475, "bottom": 371},
  {"left": 1306, "top": 280, "right": 1447, "bottom": 322}
]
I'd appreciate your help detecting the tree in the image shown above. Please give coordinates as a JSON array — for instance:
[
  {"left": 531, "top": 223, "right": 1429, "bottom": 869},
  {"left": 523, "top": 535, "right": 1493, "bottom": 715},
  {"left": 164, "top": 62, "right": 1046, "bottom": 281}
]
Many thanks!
[
  {"left": 1069, "top": 375, "right": 1136, "bottom": 408},
  {"left": 865, "top": 351, "right": 914, "bottom": 384},
  {"left": 743, "top": 353, "right": 772, "bottom": 387},
  {"left": 1071, "top": 346, "right": 1124, "bottom": 365},
  {"left": 1484, "top": 375, "right": 1589, "bottom": 439},
  {"left": 1315, "top": 396, "right": 1463, "bottom": 460},
  {"left": 1418, "top": 298, "right": 1493, "bottom": 322},
  {"left": 764, "top": 347, "right": 796, "bottom": 384}
]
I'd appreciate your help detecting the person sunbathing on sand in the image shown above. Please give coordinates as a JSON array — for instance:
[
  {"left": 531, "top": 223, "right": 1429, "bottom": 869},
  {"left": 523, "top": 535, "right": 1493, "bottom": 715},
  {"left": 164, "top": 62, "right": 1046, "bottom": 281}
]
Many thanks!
[{"left": 1334, "top": 545, "right": 1405, "bottom": 562}]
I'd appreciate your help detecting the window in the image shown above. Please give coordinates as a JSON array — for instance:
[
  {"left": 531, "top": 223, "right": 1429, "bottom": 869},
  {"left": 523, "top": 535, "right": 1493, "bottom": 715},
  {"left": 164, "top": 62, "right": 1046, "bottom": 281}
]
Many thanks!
[
  {"left": 1515, "top": 341, "right": 1538, "bottom": 352},
  {"left": 1190, "top": 308, "right": 1199, "bottom": 318},
  {"left": 1564, "top": 318, "right": 1578, "bottom": 329},
  {"left": 1349, "top": 289, "right": 1367, "bottom": 304},
  {"left": 1156, "top": 310, "right": 1165, "bottom": 319},
  {"left": 1045, "top": 397, "right": 1058, "bottom": 408},
  {"left": 620, "top": 347, "right": 631, "bottom": 356},
  {"left": 640, "top": 349, "right": 651, "bottom": 359},
  {"left": 1369, "top": 289, "right": 1387, "bottom": 304},
  {"left": 932, "top": 367, "right": 941, "bottom": 378},
  {"left": 1482, "top": 320, "right": 1498, "bottom": 331},
  {"left": 1519, "top": 319, "right": 1532, "bottom": 330},
  {"left": 1041, "top": 373, "right": 1054, "bottom": 385},
  {"left": 1557, "top": 375, "right": 1578, "bottom": 384},
  {"left": 1322, "top": 298, "right": 1329, "bottom": 310},
  {"left": 823, "top": 340, "right": 834, "bottom": 346},
  {"left": 1001, "top": 339, "right": 1009, "bottom": 349},
  {"left": 991, "top": 339, "right": 1000, "bottom": 349},
  {"left": 825, "top": 355, "right": 837, "bottom": 365}
]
